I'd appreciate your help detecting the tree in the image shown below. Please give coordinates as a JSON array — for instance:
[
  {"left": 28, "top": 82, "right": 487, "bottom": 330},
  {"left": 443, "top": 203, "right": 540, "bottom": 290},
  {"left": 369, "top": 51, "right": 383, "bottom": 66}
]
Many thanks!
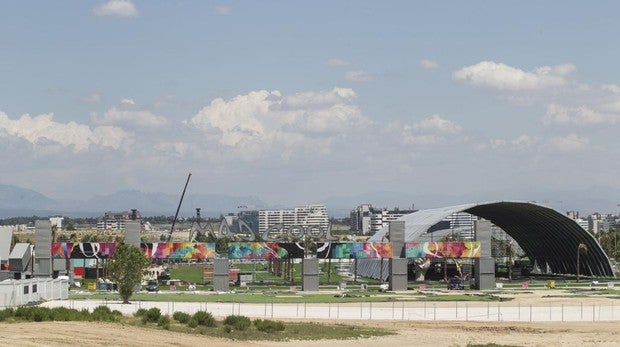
[{"left": 105, "top": 244, "right": 150, "bottom": 304}]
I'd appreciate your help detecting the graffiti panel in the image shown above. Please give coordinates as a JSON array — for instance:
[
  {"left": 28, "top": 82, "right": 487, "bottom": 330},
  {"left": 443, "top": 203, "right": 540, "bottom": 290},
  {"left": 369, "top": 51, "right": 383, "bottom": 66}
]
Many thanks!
[
  {"left": 51, "top": 242, "right": 117, "bottom": 259},
  {"left": 227, "top": 242, "right": 304, "bottom": 259},
  {"left": 316, "top": 242, "right": 393, "bottom": 259},
  {"left": 142, "top": 243, "right": 216, "bottom": 260},
  {"left": 405, "top": 242, "right": 481, "bottom": 258}
]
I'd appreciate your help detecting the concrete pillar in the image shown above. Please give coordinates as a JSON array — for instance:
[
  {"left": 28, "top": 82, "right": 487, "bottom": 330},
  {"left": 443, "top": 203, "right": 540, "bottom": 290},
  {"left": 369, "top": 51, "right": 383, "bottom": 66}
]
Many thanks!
[
  {"left": 212, "top": 258, "right": 230, "bottom": 292},
  {"left": 389, "top": 258, "right": 408, "bottom": 291},
  {"left": 388, "top": 221, "right": 405, "bottom": 257},
  {"left": 474, "top": 220, "right": 495, "bottom": 290},
  {"left": 301, "top": 258, "right": 319, "bottom": 291},
  {"left": 124, "top": 220, "right": 141, "bottom": 247},
  {"left": 35, "top": 220, "right": 52, "bottom": 277}
]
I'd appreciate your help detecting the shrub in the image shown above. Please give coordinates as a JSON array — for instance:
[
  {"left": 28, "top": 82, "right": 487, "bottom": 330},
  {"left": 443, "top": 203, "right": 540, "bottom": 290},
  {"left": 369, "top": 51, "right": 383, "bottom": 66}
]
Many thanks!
[
  {"left": 173, "top": 311, "right": 190, "bottom": 324},
  {"left": 223, "top": 325, "right": 233, "bottom": 333},
  {"left": 142, "top": 307, "right": 161, "bottom": 323},
  {"left": 223, "top": 315, "right": 251, "bottom": 331},
  {"left": 192, "top": 311, "right": 216, "bottom": 327},
  {"left": 15, "top": 307, "right": 51, "bottom": 322},
  {"left": 187, "top": 317, "right": 198, "bottom": 328},
  {"left": 91, "top": 305, "right": 119, "bottom": 322},
  {"left": 0, "top": 308, "right": 15, "bottom": 321},
  {"left": 157, "top": 315, "right": 171, "bottom": 330},
  {"left": 50, "top": 307, "right": 89, "bottom": 321},
  {"left": 254, "top": 319, "right": 285, "bottom": 333},
  {"left": 134, "top": 308, "right": 147, "bottom": 317}
]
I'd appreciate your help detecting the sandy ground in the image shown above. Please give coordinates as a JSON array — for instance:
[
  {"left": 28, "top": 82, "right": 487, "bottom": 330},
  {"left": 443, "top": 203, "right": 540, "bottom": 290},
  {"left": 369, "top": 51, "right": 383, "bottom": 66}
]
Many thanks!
[{"left": 0, "top": 320, "right": 618, "bottom": 347}]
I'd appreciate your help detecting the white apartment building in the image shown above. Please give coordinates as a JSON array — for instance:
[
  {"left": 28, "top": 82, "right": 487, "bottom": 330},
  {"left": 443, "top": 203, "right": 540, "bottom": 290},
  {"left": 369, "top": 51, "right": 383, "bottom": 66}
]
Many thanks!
[
  {"left": 350, "top": 204, "right": 417, "bottom": 235},
  {"left": 258, "top": 204, "right": 329, "bottom": 232}
]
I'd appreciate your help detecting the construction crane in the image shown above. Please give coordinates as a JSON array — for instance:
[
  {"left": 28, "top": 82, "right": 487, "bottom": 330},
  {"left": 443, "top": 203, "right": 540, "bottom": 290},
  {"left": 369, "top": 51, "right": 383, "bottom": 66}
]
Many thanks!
[{"left": 167, "top": 172, "right": 191, "bottom": 242}]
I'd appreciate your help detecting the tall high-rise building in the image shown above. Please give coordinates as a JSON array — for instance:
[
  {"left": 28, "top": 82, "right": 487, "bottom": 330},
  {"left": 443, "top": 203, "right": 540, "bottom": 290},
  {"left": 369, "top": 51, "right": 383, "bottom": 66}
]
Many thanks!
[
  {"left": 350, "top": 204, "right": 417, "bottom": 235},
  {"left": 258, "top": 204, "right": 329, "bottom": 232}
]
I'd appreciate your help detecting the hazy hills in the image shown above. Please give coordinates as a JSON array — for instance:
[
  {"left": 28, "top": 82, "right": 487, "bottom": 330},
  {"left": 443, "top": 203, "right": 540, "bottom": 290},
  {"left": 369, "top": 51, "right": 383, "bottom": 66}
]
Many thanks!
[{"left": 1, "top": 183, "right": 619, "bottom": 219}]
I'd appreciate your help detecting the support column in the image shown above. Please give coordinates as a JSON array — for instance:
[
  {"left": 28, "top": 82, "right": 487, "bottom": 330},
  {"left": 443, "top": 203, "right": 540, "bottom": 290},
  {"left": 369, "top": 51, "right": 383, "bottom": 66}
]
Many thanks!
[
  {"left": 388, "top": 221, "right": 408, "bottom": 290},
  {"left": 35, "top": 220, "right": 52, "bottom": 277},
  {"left": 302, "top": 258, "right": 319, "bottom": 291},
  {"left": 213, "top": 258, "right": 230, "bottom": 292},
  {"left": 125, "top": 220, "right": 141, "bottom": 247},
  {"left": 474, "top": 220, "right": 495, "bottom": 290}
]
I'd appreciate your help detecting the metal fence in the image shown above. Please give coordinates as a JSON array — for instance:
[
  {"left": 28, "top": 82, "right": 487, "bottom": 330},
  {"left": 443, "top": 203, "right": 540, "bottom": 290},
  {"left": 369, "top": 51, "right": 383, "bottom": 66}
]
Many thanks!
[
  {"left": 42, "top": 299, "right": 618, "bottom": 322},
  {"left": 0, "top": 278, "right": 69, "bottom": 308}
]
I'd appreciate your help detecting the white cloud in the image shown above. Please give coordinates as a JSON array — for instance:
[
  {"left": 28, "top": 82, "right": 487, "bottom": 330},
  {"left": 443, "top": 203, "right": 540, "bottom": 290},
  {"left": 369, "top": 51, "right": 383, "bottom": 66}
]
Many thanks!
[
  {"left": 92, "top": 107, "right": 167, "bottom": 127},
  {"left": 94, "top": 0, "right": 138, "bottom": 18},
  {"left": 189, "top": 88, "right": 369, "bottom": 153},
  {"left": 547, "top": 134, "right": 589, "bottom": 152},
  {"left": 120, "top": 98, "right": 135, "bottom": 105},
  {"left": 384, "top": 115, "right": 462, "bottom": 147},
  {"left": 420, "top": 59, "right": 439, "bottom": 69},
  {"left": 345, "top": 71, "right": 373, "bottom": 82},
  {"left": 214, "top": 5, "right": 233, "bottom": 15},
  {"left": 542, "top": 104, "right": 620, "bottom": 125},
  {"left": 0, "top": 111, "right": 128, "bottom": 152},
  {"left": 410, "top": 115, "right": 461, "bottom": 134},
  {"left": 82, "top": 93, "right": 103, "bottom": 104},
  {"left": 453, "top": 61, "right": 574, "bottom": 91},
  {"left": 327, "top": 58, "right": 350, "bottom": 67}
]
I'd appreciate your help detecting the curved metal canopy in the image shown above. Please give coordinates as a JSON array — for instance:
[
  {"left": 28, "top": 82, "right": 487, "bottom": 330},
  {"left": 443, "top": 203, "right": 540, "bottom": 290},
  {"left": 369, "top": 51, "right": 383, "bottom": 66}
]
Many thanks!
[{"left": 369, "top": 201, "right": 614, "bottom": 277}]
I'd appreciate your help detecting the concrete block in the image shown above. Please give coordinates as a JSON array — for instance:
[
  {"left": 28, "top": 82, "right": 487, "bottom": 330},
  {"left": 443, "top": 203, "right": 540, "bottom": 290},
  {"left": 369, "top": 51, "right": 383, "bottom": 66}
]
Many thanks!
[{"left": 389, "top": 258, "right": 408, "bottom": 291}]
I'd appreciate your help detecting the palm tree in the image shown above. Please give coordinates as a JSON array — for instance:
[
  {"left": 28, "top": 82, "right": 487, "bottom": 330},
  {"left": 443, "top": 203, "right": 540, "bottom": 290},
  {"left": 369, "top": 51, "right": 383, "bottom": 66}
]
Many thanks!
[{"left": 576, "top": 243, "right": 588, "bottom": 282}]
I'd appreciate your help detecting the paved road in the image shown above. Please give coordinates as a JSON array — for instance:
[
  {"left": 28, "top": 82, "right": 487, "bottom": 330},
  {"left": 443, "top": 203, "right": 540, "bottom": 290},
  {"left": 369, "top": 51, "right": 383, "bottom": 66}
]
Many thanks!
[{"left": 42, "top": 299, "right": 619, "bottom": 322}]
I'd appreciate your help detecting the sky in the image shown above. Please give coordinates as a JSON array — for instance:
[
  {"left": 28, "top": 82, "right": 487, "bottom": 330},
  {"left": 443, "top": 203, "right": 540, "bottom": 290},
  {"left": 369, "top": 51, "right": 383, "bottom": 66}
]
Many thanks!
[{"left": 1, "top": 1, "right": 620, "bottom": 210}]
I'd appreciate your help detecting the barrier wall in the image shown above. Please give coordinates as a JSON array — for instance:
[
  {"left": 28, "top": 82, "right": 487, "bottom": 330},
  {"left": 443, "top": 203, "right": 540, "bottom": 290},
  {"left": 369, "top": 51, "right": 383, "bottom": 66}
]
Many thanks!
[{"left": 405, "top": 242, "right": 481, "bottom": 259}]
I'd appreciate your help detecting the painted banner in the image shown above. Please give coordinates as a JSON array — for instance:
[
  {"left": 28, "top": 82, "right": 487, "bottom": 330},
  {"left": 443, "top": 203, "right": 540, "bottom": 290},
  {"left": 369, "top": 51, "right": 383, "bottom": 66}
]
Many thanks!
[
  {"left": 405, "top": 242, "right": 481, "bottom": 259},
  {"left": 316, "top": 242, "right": 393, "bottom": 259},
  {"left": 142, "top": 242, "right": 216, "bottom": 260},
  {"left": 227, "top": 242, "right": 305, "bottom": 259},
  {"left": 51, "top": 242, "right": 216, "bottom": 260},
  {"left": 51, "top": 242, "right": 116, "bottom": 259}
]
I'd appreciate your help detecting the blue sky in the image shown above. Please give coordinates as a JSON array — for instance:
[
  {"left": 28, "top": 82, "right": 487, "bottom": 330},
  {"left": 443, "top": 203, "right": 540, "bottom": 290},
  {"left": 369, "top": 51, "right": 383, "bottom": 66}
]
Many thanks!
[{"left": 1, "top": 1, "right": 620, "bottom": 210}]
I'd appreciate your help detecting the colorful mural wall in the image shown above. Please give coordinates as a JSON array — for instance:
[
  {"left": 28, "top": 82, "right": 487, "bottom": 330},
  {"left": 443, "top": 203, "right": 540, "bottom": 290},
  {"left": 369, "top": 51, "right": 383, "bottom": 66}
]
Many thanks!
[
  {"left": 227, "top": 242, "right": 305, "bottom": 259},
  {"left": 51, "top": 242, "right": 116, "bottom": 259},
  {"left": 143, "top": 242, "right": 216, "bottom": 260},
  {"left": 51, "top": 242, "right": 216, "bottom": 260},
  {"left": 405, "top": 242, "right": 481, "bottom": 259},
  {"left": 316, "top": 242, "right": 393, "bottom": 259}
]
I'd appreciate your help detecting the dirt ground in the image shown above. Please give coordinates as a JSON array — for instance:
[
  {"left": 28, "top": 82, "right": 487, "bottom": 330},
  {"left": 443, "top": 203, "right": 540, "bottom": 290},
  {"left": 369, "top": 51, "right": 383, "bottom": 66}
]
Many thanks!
[{"left": 0, "top": 320, "right": 618, "bottom": 347}]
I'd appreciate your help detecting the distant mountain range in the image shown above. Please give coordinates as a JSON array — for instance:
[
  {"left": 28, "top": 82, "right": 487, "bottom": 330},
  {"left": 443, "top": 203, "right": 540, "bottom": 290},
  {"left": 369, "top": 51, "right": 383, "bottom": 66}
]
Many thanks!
[
  {"left": 1, "top": 183, "right": 619, "bottom": 219},
  {"left": 0, "top": 184, "right": 266, "bottom": 219}
]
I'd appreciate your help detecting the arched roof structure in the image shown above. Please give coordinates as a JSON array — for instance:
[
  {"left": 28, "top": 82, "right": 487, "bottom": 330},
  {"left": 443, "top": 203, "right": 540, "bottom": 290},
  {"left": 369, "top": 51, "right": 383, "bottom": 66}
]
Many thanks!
[{"left": 369, "top": 201, "right": 614, "bottom": 277}]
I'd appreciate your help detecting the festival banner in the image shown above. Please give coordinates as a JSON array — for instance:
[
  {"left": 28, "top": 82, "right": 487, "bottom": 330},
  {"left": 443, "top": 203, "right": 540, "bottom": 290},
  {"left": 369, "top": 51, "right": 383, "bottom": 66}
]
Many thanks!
[
  {"left": 142, "top": 242, "right": 216, "bottom": 260},
  {"left": 316, "top": 242, "right": 393, "bottom": 259},
  {"left": 51, "top": 242, "right": 116, "bottom": 259},
  {"left": 227, "top": 242, "right": 305, "bottom": 259},
  {"left": 405, "top": 242, "right": 481, "bottom": 259}
]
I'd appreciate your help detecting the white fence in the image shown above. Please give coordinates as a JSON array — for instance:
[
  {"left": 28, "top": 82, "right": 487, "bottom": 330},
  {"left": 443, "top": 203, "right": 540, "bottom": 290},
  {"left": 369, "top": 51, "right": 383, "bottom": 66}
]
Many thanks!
[
  {"left": 43, "top": 299, "right": 619, "bottom": 322},
  {"left": 0, "top": 278, "right": 69, "bottom": 308}
]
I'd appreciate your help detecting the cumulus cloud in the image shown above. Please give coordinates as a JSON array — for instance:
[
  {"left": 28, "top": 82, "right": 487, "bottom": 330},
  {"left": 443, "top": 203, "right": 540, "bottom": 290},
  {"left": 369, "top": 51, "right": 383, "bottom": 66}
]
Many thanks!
[
  {"left": 189, "top": 88, "right": 369, "bottom": 153},
  {"left": 327, "top": 58, "right": 350, "bottom": 67},
  {"left": 345, "top": 71, "right": 373, "bottom": 82},
  {"left": 420, "top": 59, "right": 439, "bottom": 69},
  {"left": 453, "top": 61, "right": 574, "bottom": 91},
  {"left": 410, "top": 115, "right": 461, "bottom": 134},
  {"left": 542, "top": 104, "right": 620, "bottom": 125},
  {"left": 94, "top": 0, "right": 138, "bottom": 18},
  {"left": 547, "top": 134, "right": 589, "bottom": 152},
  {"left": 0, "top": 111, "right": 128, "bottom": 152},
  {"left": 214, "top": 5, "right": 233, "bottom": 15},
  {"left": 385, "top": 115, "right": 462, "bottom": 147},
  {"left": 91, "top": 99, "right": 167, "bottom": 128}
]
